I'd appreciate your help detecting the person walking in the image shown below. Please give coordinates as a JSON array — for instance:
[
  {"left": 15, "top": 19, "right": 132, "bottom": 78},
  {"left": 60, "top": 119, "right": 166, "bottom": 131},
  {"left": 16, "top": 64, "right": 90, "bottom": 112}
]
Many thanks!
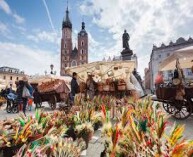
[
  {"left": 16, "top": 77, "right": 32, "bottom": 116},
  {"left": 70, "top": 72, "right": 79, "bottom": 104}
]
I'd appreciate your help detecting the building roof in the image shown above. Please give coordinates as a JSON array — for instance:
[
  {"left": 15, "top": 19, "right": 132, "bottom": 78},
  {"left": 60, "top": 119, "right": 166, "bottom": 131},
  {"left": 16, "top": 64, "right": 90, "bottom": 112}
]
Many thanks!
[
  {"left": 152, "top": 36, "right": 193, "bottom": 51},
  {"left": 70, "top": 46, "right": 78, "bottom": 58},
  {"left": 0, "top": 66, "right": 19, "bottom": 71},
  {"left": 78, "top": 22, "right": 87, "bottom": 37},
  {"left": 62, "top": 7, "right": 72, "bottom": 29}
]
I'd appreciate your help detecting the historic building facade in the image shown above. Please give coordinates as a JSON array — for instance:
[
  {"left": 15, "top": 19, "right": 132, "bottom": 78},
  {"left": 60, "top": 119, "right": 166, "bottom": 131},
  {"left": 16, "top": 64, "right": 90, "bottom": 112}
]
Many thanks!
[
  {"left": 60, "top": 7, "right": 88, "bottom": 76},
  {"left": 0, "top": 66, "right": 25, "bottom": 90},
  {"left": 145, "top": 37, "right": 193, "bottom": 91}
]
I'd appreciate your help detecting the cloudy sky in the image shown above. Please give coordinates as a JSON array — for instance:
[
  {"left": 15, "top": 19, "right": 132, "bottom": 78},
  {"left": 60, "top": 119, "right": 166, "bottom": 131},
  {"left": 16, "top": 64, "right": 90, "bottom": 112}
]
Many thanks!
[{"left": 0, "top": 0, "right": 193, "bottom": 77}]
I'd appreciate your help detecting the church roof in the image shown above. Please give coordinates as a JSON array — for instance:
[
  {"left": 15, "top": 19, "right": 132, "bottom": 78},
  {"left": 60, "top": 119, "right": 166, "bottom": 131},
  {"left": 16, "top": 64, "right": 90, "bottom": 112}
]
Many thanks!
[
  {"left": 71, "top": 46, "right": 78, "bottom": 59},
  {"left": 62, "top": 7, "right": 72, "bottom": 29},
  {"left": 78, "top": 22, "right": 87, "bottom": 36}
]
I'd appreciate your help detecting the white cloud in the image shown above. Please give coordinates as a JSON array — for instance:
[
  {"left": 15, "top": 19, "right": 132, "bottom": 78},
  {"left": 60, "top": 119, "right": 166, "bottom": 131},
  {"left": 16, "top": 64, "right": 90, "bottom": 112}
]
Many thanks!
[
  {"left": 0, "top": 42, "right": 59, "bottom": 75},
  {"left": 13, "top": 14, "right": 25, "bottom": 24},
  {"left": 0, "top": 0, "right": 25, "bottom": 24},
  {"left": 80, "top": 0, "right": 193, "bottom": 77},
  {"left": 0, "top": 0, "right": 11, "bottom": 14},
  {"left": 0, "top": 22, "right": 9, "bottom": 34},
  {"left": 27, "top": 31, "right": 61, "bottom": 45}
]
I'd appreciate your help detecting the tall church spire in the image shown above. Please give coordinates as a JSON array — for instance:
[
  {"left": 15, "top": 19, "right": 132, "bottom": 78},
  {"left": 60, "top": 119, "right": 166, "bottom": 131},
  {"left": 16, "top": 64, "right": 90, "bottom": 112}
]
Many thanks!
[{"left": 62, "top": 1, "right": 72, "bottom": 29}]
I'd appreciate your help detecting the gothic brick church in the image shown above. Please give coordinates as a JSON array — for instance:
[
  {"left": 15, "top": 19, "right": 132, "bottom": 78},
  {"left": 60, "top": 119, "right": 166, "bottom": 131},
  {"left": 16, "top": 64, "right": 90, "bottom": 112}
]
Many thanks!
[{"left": 60, "top": 6, "right": 88, "bottom": 76}]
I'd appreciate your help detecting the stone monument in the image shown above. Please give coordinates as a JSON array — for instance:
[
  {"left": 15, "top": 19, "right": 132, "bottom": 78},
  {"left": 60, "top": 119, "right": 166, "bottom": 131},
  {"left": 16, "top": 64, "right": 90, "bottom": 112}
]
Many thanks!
[{"left": 121, "top": 29, "right": 133, "bottom": 60}]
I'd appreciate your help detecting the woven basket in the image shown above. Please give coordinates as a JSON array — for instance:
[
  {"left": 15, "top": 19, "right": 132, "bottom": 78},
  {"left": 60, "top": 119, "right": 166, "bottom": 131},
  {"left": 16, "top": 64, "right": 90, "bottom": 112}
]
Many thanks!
[
  {"left": 103, "top": 85, "right": 110, "bottom": 91},
  {"left": 98, "top": 84, "right": 103, "bottom": 92},
  {"left": 118, "top": 84, "right": 126, "bottom": 91},
  {"left": 109, "top": 84, "right": 115, "bottom": 91}
]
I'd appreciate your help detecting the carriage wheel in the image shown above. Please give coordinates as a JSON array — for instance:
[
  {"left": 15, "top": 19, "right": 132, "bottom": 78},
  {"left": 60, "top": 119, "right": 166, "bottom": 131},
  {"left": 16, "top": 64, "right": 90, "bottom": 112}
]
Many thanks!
[
  {"left": 6, "top": 101, "right": 12, "bottom": 113},
  {"left": 49, "top": 95, "right": 57, "bottom": 110},
  {"left": 172, "top": 100, "right": 192, "bottom": 120},
  {"left": 162, "top": 103, "right": 175, "bottom": 114}
]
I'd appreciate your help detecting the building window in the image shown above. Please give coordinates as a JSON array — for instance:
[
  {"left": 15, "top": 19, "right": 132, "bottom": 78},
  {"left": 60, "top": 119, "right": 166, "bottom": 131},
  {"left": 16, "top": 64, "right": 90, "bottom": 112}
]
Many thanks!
[
  {"left": 3, "top": 76, "right": 6, "bottom": 80},
  {"left": 16, "top": 77, "right": 19, "bottom": 80},
  {"left": 65, "top": 50, "right": 67, "bottom": 54},
  {"left": 71, "top": 60, "right": 77, "bottom": 67},
  {"left": 10, "top": 76, "right": 12, "bottom": 80},
  {"left": 65, "top": 64, "right": 67, "bottom": 67},
  {"left": 81, "top": 49, "right": 84, "bottom": 54},
  {"left": 65, "top": 57, "right": 67, "bottom": 60},
  {"left": 81, "top": 41, "right": 84, "bottom": 46},
  {"left": 64, "top": 44, "right": 66, "bottom": 48}
]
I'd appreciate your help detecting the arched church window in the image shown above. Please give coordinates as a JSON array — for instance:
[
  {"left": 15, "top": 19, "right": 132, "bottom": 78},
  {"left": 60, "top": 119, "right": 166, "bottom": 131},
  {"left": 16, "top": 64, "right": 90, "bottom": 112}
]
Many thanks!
[
  {"left": 81, "top": 41, "right": 84, "bottom": 46},
  {"left": 81, "top": 49, "right": 84, "bottom": 54},
  {"left": 71, "top": 60, "right": 77, "bottom": 67}
]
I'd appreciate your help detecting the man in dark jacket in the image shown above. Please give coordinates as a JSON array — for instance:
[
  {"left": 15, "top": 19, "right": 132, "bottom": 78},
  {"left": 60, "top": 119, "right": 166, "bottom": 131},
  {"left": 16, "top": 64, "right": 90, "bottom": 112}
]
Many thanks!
[{"left": 70, "top": 72, "right": 79, "bottom": 104}]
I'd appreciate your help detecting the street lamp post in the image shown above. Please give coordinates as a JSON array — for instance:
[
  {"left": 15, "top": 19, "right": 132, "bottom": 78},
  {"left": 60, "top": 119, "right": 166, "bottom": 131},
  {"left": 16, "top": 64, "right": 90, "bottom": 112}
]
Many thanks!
[{"left": 50, "top": 64, "right": 54, "bottom": 74}]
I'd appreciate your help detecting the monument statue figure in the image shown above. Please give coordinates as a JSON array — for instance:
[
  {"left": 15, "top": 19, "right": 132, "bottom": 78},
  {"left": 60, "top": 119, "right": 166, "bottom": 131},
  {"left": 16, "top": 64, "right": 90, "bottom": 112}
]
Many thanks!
[{"left": 122, "top": 29, "right": 130, "bottom": 49}]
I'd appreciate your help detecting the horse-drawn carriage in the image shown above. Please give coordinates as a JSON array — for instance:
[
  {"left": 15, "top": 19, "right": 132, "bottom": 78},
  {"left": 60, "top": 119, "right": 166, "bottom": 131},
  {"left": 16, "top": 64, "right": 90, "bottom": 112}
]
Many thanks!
[
  {"left": 155, "top": 85, "right": 193, "bottom": 119},
  {"left": 154, "top": 47, "right": 193, "bottom": 120},
  {"left": 30, "top": 76, "right": 70, "bottom": 110}
]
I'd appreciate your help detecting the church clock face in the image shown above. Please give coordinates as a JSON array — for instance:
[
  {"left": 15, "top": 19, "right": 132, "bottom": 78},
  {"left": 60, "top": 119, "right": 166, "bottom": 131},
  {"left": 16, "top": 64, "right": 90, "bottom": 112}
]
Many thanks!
[{"left": 81, "top": 32, "right": 85, "bottom": 36}]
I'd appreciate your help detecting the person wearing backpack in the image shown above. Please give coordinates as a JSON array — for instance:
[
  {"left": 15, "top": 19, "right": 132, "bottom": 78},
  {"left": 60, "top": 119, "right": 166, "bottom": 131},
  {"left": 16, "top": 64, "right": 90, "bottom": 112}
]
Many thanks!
[{"left": 16, "top": 77, "right": 32, "bottom": 116}]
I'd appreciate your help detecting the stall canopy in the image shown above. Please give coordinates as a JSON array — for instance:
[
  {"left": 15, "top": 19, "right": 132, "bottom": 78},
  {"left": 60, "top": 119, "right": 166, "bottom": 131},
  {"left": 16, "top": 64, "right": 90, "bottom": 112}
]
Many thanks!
[
  {"left": 65, "top": 60, "right": 136, "bottom": 82},
  {"left": 29, "top": 75, "right": 71, "bottom": 89},
  {"left": 159, "top": 46, "right": 193, "bottom": 71}
]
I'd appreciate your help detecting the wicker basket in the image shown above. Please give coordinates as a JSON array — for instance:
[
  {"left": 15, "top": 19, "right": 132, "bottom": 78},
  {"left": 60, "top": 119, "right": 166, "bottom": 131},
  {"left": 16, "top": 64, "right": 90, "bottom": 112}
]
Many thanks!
[
  {"left": 118, "top": 84, "right": 126, "bottom": 91},
  {"left": 103, "top": 85, "right": 110, "bottom": 91},
  {"left": 98, "top": 84, "right": 103, "bottom": 92},
  {"left": 109, "top": 84, "right": 115, "bottom": 91}
]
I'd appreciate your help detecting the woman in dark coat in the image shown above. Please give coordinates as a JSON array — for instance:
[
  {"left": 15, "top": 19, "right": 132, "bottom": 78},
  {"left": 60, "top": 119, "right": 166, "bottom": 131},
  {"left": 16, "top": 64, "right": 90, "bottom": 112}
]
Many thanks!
[{"left": 16, "top": 79, "right": 31, "bottom": 116}]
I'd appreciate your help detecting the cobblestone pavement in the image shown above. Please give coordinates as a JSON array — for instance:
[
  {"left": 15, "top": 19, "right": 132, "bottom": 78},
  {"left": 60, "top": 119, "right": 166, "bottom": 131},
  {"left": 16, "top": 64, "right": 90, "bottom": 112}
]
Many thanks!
[{"left": 0, "top": 102, "right": 193, "bottom": 157}]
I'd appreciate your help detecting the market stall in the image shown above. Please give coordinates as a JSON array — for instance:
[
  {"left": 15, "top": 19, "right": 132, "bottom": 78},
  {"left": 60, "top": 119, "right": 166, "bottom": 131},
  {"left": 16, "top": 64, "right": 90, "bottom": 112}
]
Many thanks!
[{"left": 65, "top": 60, "right": 144, "bottom": 98}]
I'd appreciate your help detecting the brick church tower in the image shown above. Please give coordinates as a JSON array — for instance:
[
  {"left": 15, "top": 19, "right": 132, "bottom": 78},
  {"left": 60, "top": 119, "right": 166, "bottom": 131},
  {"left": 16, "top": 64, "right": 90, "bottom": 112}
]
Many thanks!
[{"left": 60, "top": 6, "right": 88, "bottom": 76}]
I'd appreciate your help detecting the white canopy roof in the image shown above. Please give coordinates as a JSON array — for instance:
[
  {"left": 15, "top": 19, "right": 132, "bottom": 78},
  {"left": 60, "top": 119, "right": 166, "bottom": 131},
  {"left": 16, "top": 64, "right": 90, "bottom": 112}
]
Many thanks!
[
  {"left": 65, "top": 60, "right": 136, "bottom": 82},
  {"left": 159, "top": 46, "right": 193, "bottom": 71}
]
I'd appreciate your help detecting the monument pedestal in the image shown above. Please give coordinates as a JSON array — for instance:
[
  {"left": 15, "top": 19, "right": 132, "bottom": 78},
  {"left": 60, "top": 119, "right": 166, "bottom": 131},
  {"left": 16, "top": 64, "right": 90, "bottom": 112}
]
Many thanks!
[{"left": 121, "top": 49, "right": 133, "bottom": 60}]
